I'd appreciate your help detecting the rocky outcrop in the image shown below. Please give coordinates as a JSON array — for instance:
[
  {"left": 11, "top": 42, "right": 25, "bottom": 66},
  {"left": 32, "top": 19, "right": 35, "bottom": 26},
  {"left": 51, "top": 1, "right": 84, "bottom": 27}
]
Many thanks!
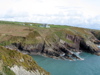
[
  {"left": 3, "top": 30, "right": 100, "bottom": 61},
  {"left": 1, "top": 21, "right": 100, "bottom": 75},
  {"left": 0, "top": 23, "right": 100, "bottom": 61},
  {"left": 10, "top": 65, "right": 46, "bottom": 75},
  {"left": 0, "top": 46, "right": 50, "bottom": 75}
]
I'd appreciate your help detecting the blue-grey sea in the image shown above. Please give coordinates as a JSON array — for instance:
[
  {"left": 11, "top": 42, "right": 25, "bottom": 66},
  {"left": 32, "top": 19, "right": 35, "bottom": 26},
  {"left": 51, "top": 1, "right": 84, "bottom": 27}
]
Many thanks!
[{"left": 32, "top": 52, "right": 100, "bottom": 75}]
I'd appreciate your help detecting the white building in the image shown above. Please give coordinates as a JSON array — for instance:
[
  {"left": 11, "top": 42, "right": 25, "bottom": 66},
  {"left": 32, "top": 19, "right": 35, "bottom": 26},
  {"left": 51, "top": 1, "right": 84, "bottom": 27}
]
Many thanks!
[
  {"left": 40, "top": 24, "right": 50, "bottom": 28},
  {"left": 29, "top": 24, "right": 33, "bottom": 26}
]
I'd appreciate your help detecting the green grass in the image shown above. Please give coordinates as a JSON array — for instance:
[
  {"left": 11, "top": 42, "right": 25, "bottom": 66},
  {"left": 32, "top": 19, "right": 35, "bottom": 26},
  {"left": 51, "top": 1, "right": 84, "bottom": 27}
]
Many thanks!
[
  {"left": 0, "top": 20, "right": 42, "bottom": 28},
  {"left": 91, "top": 30, "right": 100, "bottom": 40},
  {"left": 50, "top": 25, "right": 71, "bottom": 28},
  {"left": 0, "top": 21, "right": 23, "bottom": 25},
  {"left": 3, "top": 66, "right": 15, "bottom": 75},
  {"left": 0, "top": 46, "right": 50, "bottom": 75},
  {"left": 63, "top": 39, "right": 73, "bottom": 43},
  {"left": 0, "top": 35, "right": 24, "bottom": 46},
  {"left": 0, "top": 20, "right": 99, "bottom": 46},
  {"left": 0, "top": 23, "right": 94, "bottom": 46}
]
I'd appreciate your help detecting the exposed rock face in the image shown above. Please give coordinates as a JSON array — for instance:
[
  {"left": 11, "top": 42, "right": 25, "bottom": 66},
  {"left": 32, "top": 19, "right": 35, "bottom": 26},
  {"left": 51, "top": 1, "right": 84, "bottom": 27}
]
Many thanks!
[
  {"left": 0, "top": 24, "right": 100, "bottom": 61},
  {"left": 1, "top": 21, "right": 100, "bottom": 75},
  {"left": 11, "top": 65, "right": 46, "bottom": 75},
  {"left": 91, "top": 30, "right": 100, "bottom": 40},
  {"left": 0, "top": 46, "right": 50, "bottom": 75},
  {"left": 3, "top": 29, "right": 100, "bottom": 61}
]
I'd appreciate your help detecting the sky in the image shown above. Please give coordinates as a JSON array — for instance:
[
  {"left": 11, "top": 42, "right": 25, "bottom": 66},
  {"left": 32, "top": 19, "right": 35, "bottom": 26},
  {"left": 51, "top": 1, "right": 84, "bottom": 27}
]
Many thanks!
[{"left": 0, "top": 0, "right": 100, "bottom": 29}]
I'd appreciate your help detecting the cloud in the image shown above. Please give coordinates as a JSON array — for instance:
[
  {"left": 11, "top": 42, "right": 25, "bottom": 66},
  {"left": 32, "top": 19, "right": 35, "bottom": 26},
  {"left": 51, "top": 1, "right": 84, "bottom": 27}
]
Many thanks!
[
  {"left": 3, "top": 10, "right": 29, "bottom": 18},
  {"left": 1, "top": 9, "right": 100, "bottom": 29},
  {"left": 0, "top": 0, "right": 100, "bottom": 29}
]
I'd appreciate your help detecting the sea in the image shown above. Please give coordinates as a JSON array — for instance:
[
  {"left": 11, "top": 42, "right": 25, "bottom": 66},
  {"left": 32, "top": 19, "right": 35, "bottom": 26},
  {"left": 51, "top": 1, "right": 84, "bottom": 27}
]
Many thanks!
[{"left": 32, "top": 48, "right": 100, "bottom": 75}]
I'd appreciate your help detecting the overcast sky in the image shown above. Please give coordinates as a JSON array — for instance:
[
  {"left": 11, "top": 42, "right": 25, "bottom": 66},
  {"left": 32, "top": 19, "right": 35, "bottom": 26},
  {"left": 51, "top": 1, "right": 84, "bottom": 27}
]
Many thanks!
[{"left": 0, "top": 0, "right": 100, "bottom": 29}]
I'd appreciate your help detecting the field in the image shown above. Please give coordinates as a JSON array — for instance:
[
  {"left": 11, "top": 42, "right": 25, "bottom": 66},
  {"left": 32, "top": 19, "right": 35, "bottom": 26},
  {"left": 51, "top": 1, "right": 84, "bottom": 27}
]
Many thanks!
[
  {"left": 0, "top": 21, "right": 71, "bottom": 36},
  {"left": 0, "top": 20, "right": 97, "bottom": 46}
]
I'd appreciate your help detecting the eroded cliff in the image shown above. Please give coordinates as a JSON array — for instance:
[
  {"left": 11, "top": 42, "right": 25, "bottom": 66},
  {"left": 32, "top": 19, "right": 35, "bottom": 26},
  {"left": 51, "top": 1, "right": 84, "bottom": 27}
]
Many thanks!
[
  {"left": 0, "top": 46, "right": 50, "bottom": 75},
  {"left": 0, "top": 22, "right": 100, "bottom": 61}
]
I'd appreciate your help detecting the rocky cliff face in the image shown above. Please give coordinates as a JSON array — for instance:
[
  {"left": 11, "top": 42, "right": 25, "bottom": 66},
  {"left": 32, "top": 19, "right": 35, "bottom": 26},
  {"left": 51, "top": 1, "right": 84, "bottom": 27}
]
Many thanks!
[
  {"left": 0, "top": 46, "right": 50, "bottom": 75},
  {"left": 0, "top": 25, "right": 100, "bottom": 61},
  {"left": 1, "top": 21, "right": 100, "bottom": 75}
]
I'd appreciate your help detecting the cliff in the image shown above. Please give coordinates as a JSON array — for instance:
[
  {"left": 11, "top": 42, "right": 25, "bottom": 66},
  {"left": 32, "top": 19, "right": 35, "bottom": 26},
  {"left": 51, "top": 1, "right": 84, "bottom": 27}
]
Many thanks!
[
  {"left": 0, "top": 46, "right": 50, "bottom": 75},
  {"left": 0, "top": 21, "right": 100, "bottom": 61}
]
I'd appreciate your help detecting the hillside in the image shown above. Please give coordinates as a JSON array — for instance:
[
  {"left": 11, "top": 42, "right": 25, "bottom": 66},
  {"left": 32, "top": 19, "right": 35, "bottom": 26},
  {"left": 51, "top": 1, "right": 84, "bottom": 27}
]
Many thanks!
[
  {"left": 0, "top": 46, "right": 50, "bottom": 75},
  {"left": 0, "top": 21, "right": 100, "bottom": 61},
  {"left": 0, "top": 21, "right": 51, "bottom": 75}
]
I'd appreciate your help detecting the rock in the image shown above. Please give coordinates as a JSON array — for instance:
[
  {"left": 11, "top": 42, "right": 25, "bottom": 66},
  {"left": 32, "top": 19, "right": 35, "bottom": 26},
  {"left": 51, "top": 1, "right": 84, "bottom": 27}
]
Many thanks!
[
  {"left": 0, "top": 46, "right": 50, "bottom": 75},
  {"left": 1, "top": 24, "right": 100, "bottom": 60}
]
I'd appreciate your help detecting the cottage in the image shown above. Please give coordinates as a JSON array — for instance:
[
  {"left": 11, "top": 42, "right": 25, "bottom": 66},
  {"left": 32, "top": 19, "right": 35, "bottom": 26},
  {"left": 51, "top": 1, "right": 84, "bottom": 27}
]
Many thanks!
[
  {"left": 22, "top": 23, "right": 25, "bottom": 25},
  {"left": 40, "top": 24, "right": 50, "bottom": 28},
  {"left": 29, "top": 24, "right": 33, "bottom": 26}
]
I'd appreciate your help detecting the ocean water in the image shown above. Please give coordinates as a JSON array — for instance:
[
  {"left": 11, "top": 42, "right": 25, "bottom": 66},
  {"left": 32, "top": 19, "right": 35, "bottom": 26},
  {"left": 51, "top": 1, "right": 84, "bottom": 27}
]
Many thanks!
[{"left": 32, "top": 53, "right": 100, "bottom": 75}]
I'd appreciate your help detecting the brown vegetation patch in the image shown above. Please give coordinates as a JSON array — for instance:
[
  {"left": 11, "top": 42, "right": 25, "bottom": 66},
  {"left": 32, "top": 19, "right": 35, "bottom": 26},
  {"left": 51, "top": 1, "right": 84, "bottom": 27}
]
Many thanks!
[{"left": 0, "top": 24, "right": 30, "bottom": 36}]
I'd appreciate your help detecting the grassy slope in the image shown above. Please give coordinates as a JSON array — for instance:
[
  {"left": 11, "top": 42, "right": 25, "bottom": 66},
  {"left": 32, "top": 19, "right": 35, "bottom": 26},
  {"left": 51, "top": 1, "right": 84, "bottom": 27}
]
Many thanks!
[
  {"left": 0, "top": 21, "right": 50, "bottom": 75},
  {"left": 0, "top": 21, "right": 100, "bottom": 74},
  {"left": 0, "top": 46, "right": 50, "bottom": 75},
  {"left": 0, "top": 21, "right": 97, "bottom": 46}
]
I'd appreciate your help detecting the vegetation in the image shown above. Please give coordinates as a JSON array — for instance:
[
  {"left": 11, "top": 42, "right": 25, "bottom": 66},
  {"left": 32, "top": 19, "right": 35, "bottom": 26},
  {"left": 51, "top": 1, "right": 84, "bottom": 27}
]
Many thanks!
[
  {"left": 0, "top": 20, "right": 99, "bottom": 46},
  {"left": 0, "top": 46, "right": 50, "bottom": 75},
  {"left": 0, "top": 21, "right": 23, "bottom": 25},
  {"left": 50, "top": 24, "right": 71, "bottom": 28},
  {"left": 0, "top": 20, "right": 100, "bottom": 75},
  {"left": 3, "top": 66, "right": 15, "bottom": 75},
  {"left": 0, "top": 20, "right": 41, "bottom": 27},
  {"left": 91, "top": 30, "right": 100, "bottom": 40}
]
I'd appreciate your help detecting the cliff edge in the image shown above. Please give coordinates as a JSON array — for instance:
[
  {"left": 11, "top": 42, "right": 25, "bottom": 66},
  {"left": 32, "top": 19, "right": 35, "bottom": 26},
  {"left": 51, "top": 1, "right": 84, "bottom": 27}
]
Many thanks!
[
  {"left": 0, "top": 21, "right": 100, "bottom": 61},
  {"left": 0, "top": 46, "right": 50, "bottom": 75}
]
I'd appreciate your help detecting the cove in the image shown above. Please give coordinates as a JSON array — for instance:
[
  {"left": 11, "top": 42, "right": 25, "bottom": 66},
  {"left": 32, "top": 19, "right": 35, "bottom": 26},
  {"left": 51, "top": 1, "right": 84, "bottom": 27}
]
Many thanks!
[{"left": 32, "top": 53, "right": 100, "bottom": 75}]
